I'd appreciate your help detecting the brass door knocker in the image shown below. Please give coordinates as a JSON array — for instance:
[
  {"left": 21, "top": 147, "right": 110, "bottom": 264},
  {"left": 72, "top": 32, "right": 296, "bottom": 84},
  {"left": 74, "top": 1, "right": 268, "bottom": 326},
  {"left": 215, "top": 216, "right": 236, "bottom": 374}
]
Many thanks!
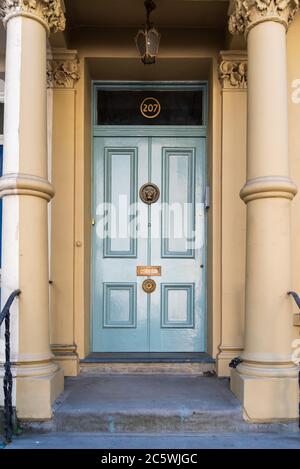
[
  {"left": 142, "top": 279, "right": 156, "bottom": 293},
  {"left": 139, "top": 183, "right": 160, "bottom": 205}
]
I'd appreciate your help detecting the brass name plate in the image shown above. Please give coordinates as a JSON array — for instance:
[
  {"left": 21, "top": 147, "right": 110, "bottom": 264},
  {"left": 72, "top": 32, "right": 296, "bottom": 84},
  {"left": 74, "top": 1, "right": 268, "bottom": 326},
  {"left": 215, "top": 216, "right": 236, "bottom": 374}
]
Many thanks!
[{"left": 137, "top": 266, "right": 161, "bottom": 277}]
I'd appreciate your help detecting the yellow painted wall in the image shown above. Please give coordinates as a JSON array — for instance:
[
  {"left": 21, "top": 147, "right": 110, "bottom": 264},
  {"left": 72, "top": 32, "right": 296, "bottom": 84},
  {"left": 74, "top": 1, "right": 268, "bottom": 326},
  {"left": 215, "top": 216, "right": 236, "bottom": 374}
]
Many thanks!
[{"left": 50, "top": 89, "right": 75, "bottom": 345}]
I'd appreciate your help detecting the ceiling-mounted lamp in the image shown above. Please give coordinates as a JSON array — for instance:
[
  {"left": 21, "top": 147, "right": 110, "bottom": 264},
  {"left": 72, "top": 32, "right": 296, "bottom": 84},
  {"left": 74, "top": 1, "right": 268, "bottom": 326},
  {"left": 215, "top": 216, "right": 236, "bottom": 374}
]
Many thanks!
[{"left": 135, "top": 0, "right": 161, "bottom": 65}]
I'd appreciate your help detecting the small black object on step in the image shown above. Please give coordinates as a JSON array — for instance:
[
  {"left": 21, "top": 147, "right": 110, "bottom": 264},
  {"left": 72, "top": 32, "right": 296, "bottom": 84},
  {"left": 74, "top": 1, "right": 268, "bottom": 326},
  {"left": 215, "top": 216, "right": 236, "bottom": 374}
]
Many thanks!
[{"left": 229, "top": 357, "right": 243, "bottom": 369}]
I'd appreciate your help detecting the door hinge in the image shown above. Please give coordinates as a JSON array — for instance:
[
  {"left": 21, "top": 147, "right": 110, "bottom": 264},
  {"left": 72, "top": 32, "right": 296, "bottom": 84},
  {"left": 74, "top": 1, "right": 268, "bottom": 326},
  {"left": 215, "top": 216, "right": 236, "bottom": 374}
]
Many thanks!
[
  {"left": 205, "top": 186, "right": 211, "bottom": 210},
  {"left": 92, "top": 218, "right": 95, "bottom": 226}
]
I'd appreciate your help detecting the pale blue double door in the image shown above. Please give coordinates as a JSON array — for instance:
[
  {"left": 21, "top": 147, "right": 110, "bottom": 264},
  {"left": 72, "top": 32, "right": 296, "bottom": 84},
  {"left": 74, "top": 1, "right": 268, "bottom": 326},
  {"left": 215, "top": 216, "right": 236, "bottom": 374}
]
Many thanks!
[{"left": 92, "top": 134, "right": 206, "bottom": 352}]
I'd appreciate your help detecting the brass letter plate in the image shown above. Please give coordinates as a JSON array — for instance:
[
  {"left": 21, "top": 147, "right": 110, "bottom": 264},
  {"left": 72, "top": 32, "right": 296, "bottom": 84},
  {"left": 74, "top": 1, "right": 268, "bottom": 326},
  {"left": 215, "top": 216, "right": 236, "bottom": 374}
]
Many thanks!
[{"left": 137, "top": 266, "right": 161, "bottom": 277}]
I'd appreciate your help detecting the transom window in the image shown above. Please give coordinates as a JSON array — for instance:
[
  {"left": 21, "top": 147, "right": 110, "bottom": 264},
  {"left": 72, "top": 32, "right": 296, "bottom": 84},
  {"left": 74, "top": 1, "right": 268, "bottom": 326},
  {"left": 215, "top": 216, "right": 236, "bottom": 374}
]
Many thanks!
[{"left": 95, "top": 84, "right": 206, "bottom": 126}]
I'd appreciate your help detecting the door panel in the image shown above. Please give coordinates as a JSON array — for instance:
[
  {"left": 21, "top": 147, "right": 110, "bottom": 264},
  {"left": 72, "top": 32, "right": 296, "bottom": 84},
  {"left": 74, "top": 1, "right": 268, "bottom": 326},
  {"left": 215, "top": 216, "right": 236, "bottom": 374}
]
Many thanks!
[
  {"left": 103, "top": 283, "right": 137, "bottom": 328},
  {"left": 161, "top": 147, "right": 196, "bottom": 258},
  {"left": 161, "top": 284, "right": 195, "bottom": 328},
  {"left": 92, "top": 135, "right": 206, "bottom": 352},
  {"left": 104, "top": 147, "right": 138, "bottom": 257}
]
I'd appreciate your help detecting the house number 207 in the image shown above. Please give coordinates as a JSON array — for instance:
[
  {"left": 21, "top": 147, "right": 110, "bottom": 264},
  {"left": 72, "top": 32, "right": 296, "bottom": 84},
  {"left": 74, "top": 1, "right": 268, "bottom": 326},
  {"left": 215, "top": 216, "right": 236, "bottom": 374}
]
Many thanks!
[{"left": 140, "top": 97, "right": 161, "bottom": 119}]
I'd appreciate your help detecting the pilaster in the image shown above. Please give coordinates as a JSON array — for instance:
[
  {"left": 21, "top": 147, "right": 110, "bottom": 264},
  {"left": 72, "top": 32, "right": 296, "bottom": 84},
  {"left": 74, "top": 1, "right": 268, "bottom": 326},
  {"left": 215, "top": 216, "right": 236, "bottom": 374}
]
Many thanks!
[
  {"left": 217, "top": 51, "right": 247, "bottom": 376},
  {"left": 47, "top": 48, "right": 80, "bottom": 377}
]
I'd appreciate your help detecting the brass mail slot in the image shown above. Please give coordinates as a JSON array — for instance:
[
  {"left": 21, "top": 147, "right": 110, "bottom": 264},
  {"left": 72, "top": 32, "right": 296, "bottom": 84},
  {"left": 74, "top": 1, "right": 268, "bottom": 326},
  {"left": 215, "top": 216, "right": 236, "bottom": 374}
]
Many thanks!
[{"left": 137, "top": 266, "right": 162, "bottom": 277}]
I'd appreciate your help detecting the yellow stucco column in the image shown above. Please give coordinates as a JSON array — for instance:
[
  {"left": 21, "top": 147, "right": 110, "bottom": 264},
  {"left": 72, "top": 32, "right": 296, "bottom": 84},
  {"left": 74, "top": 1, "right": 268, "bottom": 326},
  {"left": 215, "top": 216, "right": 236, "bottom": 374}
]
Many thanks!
[
  {"left": 229, "top": 0, "right": 300, "bottom": 421},
  {"left": 0, "top": 1, "right": 65, "bottom": 419}
]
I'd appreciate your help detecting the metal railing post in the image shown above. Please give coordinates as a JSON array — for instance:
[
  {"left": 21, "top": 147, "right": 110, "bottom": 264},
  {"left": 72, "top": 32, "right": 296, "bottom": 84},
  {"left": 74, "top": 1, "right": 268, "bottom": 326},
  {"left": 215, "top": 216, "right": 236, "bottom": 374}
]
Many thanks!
[{"left": 0, "top": 290, "right": 21, "bottom": 443}]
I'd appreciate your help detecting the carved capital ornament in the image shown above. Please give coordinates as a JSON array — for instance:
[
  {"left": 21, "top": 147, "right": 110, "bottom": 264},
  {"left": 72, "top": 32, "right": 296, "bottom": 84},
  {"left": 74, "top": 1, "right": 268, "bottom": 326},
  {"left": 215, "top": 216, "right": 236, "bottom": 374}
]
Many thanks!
[
  {"left": 0, "top": 0, "right": 65, "bottom": 33},
  {"left": 47, "top": 58, "right": 80, "bottom": 89},
  {"left": 229, "top": 0, "right": 299, "bottom": 36},
  {"left": 219, "top": 59, "right": 248, "bottom": 89}
]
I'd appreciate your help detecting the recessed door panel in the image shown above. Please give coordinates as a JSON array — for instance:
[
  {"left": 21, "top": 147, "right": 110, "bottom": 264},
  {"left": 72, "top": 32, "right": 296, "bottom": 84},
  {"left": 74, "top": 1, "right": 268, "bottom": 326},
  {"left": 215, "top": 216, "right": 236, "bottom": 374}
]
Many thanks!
[
  {"left": 162, "top": 147, "right": 196, "bottom": 258},
  {"left": 104, "top": 148, "right": 138, "bottom": 257},
  {"left": 103, "top": 283, "right": 137, "bottom": 328},
  {"left": 161, "top": 284, "right": 195, "bottom": 328}
]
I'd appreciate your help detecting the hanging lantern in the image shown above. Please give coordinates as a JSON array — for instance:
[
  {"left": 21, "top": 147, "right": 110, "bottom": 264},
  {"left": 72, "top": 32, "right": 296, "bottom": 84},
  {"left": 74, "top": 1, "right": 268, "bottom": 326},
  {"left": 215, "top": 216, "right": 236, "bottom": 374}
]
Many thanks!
[{"left": 135, "top": 0, "right": 161, "bottom": 65}]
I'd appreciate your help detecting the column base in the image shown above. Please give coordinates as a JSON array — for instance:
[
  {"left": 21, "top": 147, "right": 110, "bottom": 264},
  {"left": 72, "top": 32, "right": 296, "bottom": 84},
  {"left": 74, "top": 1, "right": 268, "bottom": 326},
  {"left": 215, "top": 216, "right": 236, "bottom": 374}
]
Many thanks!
[
  {"left": 53, "top": 354, "right": 79, "bottom": 377},
  {"left": 217, "top": 348, "right": 243, "bottom": 377},
  {"left": 231, "top": 368, "right": 299, "bottom": 422},
  {"left": 51, "top": 344, "right": 79, "bottom": 377},
  {"left": 16, "top": 367, "right": 64, "bottom": 420}
]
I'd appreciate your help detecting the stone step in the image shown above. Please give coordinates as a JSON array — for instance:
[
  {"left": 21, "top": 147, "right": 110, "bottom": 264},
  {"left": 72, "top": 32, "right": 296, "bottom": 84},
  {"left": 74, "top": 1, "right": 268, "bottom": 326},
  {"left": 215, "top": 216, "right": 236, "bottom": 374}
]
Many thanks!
[
  {"left": 80, "top": 353, "right": 216, "bottom": 375},
  {"left": 80, "top": 362, "right": 216, "bottom": 375},
  {"left": 52, "top": 407, "right": 246, "bottom": 434},
  {"left": 20, "top": 375, "right": 298, "bottom": 435}
]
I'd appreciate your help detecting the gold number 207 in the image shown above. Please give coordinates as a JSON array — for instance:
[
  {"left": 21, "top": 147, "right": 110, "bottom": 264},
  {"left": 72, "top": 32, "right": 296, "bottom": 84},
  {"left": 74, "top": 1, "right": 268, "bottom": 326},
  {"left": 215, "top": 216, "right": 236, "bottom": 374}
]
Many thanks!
[
  {"left": 143, "top": 103, "right": 159, "bottom": 113},
  {"left": 140, "top": 98, "right": 161, "bottom": 118}
]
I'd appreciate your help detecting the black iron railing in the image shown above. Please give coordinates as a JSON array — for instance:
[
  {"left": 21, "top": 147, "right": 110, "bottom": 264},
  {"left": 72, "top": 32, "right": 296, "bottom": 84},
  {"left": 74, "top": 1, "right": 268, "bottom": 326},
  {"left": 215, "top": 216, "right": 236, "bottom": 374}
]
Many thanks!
[
  {"left": 0, "top": 289, "right": 21, "bottom": 443},
  {"left": 288, "top": 291, "right": 300, "bottom": 310}
]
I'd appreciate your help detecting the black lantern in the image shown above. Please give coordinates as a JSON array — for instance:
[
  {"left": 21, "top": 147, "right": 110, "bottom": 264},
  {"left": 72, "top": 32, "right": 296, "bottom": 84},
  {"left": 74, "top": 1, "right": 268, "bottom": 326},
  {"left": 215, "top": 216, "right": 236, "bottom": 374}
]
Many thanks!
[{"left": 135, "top": 0, "right": 161, "bottom": 65}]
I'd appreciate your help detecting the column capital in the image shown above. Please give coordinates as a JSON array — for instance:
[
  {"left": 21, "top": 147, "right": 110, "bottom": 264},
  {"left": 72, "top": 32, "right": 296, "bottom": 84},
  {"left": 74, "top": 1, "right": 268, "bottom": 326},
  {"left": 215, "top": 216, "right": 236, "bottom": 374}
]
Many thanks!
[
  {"left": 0, "top": 0, "right": 65, "bottom": 33},
  {"left": 219, "top": 51, "right": 248, "bottom": 90},
  {"left": 229, "top": 0, "right": 299, "bottom": 37},
  {"left": 47, "top": 49, "right": 80, "bottom": 89}
]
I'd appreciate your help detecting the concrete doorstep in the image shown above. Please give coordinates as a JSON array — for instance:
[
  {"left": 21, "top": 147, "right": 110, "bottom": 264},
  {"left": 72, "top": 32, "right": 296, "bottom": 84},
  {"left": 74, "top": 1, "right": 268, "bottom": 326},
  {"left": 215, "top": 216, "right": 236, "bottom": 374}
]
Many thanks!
[{"left": 2, "top": 374, "right": 300, "bottom": 449}]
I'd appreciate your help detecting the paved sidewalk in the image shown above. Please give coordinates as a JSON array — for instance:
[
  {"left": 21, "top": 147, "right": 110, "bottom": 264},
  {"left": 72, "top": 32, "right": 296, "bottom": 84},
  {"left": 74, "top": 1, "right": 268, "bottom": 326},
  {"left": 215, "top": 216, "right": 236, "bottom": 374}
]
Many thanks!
[{"left": 4, "top": 432, "right": 300, "bottom": 449}]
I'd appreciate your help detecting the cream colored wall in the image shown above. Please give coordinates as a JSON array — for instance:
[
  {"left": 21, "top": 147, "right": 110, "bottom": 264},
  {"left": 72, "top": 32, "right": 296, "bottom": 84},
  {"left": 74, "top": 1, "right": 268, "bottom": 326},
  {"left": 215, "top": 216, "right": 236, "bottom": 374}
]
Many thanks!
[
  {"left": 50, "top": 89, "right": 75, "bottom": 344},
  {"left": 68, "top": 28, "right": 225, "bottom": 59},
  {"left": 207, "top": 58, "right": 222, "bottom": 360},
  {"left": 73, "top": 58, "right": 92, "bottom": 360},
  {"left": 288, "top": 13, "right": 300, "bottom": 341},
  {"left": 84, "top": 62, "right": 92, "bottom": 357}
]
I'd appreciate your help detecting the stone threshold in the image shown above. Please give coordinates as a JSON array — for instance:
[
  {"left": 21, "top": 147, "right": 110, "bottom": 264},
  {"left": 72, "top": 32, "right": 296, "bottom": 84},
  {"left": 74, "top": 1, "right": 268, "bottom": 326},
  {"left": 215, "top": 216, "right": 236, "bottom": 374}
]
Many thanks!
[
  {"left": 80, "top": 353, "right": 216, "bottom": 375},
  {"left": 81, "top": 352, "right": 215, "bottom": 363}
]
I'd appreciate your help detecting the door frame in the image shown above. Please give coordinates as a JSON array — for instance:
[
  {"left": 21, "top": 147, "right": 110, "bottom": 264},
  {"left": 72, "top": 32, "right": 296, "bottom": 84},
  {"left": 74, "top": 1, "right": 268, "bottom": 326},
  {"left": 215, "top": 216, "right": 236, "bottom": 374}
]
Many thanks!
[{"left": 91, "top": 81, "right": 208, "bottom": 354}]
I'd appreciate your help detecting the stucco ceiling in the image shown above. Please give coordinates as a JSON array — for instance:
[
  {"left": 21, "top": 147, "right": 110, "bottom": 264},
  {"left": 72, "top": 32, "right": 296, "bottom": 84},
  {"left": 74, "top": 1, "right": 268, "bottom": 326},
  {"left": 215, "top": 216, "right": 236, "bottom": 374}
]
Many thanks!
[
  {"left": 0, "top": 1, "right": 237, "bottom": 62},
  {"left": 0, "top": 1, "right": 231, "bottom": 56},
  {"left": 64, "top": 0, "right": 229, "bottom": 30}
]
